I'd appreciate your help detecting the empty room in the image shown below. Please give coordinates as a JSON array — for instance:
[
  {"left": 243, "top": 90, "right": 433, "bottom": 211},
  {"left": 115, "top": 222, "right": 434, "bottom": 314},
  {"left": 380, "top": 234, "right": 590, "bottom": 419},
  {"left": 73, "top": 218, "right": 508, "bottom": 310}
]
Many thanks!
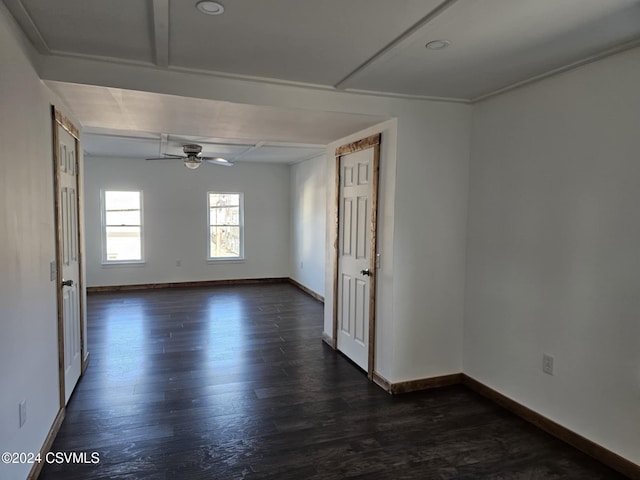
[{"left": 1, "top": 1, "right": 639, "bottom": 479}]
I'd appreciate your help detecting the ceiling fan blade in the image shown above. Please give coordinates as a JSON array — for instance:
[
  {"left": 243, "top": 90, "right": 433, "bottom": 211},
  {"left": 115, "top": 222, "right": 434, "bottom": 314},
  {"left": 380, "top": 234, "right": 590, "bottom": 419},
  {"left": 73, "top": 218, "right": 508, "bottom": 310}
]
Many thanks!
[
  {"left": 202, "top": 156, "right": 234, "bottom": 166},
  {"left": 145, "top": 154, "right": 185, "bottom": 160}
]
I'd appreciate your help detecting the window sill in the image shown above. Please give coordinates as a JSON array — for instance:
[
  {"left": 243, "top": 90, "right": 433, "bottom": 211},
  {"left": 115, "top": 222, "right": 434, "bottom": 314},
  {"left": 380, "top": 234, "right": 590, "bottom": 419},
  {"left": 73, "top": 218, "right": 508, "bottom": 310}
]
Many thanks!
[
  {"left": 207, "top": 258, "right": 245, "bottom": 265},
  {"left": 101, "top": 261, "right": 146, "bottom": 268}
]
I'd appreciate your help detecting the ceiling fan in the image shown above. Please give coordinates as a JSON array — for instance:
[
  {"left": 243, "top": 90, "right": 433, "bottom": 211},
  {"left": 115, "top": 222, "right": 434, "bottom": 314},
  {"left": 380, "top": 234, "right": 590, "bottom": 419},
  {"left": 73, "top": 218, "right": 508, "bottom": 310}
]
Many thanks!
[{"left": 146, "top": 144, "right": 234, "bottom": 170}]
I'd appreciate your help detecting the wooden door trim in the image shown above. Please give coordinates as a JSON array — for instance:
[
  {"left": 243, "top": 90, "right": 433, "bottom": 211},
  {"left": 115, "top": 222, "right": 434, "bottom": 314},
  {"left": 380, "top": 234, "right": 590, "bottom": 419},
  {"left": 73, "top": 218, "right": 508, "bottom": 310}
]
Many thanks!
[
  {"left": 52, "top": 106, "right": 85, "bottom": 408},
  {"left": 332, "top": 133, "right": 381, "bottom": 380},
  {"left": 54, "top": 108, "right": 80, "bottom": 139},
  {"left": 368, "top": 139, "right": 380, "bottom": 379}
]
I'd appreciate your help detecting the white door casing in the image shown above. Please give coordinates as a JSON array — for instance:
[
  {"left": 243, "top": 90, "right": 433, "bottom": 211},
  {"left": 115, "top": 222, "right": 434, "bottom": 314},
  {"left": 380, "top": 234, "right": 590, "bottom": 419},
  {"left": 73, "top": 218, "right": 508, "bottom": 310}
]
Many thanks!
[
  {"left": 54, "top": 109, "right": 83, "bottom": 405},
  {"left": 334, "top": 134, "right": 380, "bottom": 376}
]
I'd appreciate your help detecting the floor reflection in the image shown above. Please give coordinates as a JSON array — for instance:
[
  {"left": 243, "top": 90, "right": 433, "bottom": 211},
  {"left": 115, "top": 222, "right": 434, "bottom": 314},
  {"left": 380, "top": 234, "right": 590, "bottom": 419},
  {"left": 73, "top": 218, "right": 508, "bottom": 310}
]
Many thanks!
[
  {"left": 205, "top": 292, "right": 248, "bottom": 362},
  {"left": 89, "top": 299, "right": 148, "bottom": 399}
]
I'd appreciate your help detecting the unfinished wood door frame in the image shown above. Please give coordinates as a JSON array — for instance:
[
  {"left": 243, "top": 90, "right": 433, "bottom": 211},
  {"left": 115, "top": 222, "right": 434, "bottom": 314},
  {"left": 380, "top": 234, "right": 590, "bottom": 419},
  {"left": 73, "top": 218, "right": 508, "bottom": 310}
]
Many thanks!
[
  {"left": 332, "top": 133, "right": 381, "bottom": 380},
  {"left": 52, "top": 106, "right": 86, "bottom": 408}
]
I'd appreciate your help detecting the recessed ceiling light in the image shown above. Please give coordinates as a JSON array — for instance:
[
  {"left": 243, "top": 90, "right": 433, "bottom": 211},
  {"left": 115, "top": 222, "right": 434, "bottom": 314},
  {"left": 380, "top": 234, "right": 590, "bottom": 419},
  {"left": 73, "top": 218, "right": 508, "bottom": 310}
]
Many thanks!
[
  {"left": 425, "top": 40, "right": 451, "bottom": 50},
  {"left": 196, "top": 1, "right": 225, "bottom": 15}
]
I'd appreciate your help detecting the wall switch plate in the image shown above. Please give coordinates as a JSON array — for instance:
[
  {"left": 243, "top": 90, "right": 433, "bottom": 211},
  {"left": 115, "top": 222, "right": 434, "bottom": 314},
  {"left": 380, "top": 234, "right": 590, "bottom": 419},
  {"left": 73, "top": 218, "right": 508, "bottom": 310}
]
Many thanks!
[
  {"left": 19, "top": 400, "right": 27, "bottom": 428},
  {"left": 176, "top": 260, "right": 181, "bottom": 267},
  {"left": 542, "top": 353, "right": 555, "bottom": 375},
  {"left": 50, "top": 261, "right": 57, "bottom": 281}
]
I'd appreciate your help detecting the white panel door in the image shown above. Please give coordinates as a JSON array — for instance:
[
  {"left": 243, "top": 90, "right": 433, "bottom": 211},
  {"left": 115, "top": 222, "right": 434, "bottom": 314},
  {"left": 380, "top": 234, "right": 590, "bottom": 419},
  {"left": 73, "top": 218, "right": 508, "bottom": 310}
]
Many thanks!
[
  {"left": 57, "top": 124, "right": 82, "bottom": 404},
  {"left": 337, "top": 148, "right": 373, "bottom": 370}
]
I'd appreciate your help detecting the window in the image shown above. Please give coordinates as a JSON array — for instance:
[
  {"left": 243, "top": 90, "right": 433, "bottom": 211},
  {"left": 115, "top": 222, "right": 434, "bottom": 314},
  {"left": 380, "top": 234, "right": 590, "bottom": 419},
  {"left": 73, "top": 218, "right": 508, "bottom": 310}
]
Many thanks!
[
  {"left": 101, "top": 190, "right": 143, "bottom": 263},
  {"left": 208, "top": 192, "right": 243, "bottom": 260}
]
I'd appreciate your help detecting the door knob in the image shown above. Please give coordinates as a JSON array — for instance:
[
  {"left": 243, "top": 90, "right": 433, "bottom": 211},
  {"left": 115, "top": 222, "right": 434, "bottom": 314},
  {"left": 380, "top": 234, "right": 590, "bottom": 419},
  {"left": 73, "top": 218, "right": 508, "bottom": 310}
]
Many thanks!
[
  {"left": 360, "top": 269, "right": 371, "bottom": 276},
  {"left": 61, "top": 279, "right": 74, "bottom": 287}
]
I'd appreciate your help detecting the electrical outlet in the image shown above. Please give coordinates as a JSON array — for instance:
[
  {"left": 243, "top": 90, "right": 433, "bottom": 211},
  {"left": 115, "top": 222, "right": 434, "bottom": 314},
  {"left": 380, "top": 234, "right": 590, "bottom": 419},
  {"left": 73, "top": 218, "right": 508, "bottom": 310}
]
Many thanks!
[
  {"left": 19, "top": 400, "right": 27, "bottom": 428},
  {"left": 542, "top": 353, "right": 555, "bottom": 376}
]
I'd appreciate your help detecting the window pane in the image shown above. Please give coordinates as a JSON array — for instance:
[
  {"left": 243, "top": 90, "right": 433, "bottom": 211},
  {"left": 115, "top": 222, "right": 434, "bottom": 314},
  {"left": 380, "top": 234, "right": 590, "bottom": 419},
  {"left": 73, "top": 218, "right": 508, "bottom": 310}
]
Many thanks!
[
  {"left": 209, "top": 193, "right": 239, "bottom": 207},
  {"left": 209, "top": 206, "right": 239, "bottom": 226},
  {"left": 106, "top": 226, "right": 141, "bottom": 261},
  {"left": 208, "top": 191, "right": 243, "bottom": 260},
  {"left": 106, "top": 209, "right": 140, "bottom": 226},
  {"left": 105, "top": 191, "right": 140, "bottom": 210},
  {"left": 209, "top": 226, "right": 240, "bottom": 258}
]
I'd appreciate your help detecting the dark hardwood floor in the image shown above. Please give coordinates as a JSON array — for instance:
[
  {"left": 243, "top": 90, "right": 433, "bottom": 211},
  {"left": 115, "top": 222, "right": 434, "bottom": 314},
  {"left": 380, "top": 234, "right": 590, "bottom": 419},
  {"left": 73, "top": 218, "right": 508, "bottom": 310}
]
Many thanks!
[{"left": 39, "top": 283, "right": 626, "bottom": 479}]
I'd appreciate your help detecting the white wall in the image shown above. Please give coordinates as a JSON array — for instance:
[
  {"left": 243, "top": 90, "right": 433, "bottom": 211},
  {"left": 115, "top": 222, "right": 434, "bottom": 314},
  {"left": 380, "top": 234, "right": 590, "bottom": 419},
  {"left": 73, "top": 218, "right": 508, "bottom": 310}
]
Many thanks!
[
  {"left": 465, "top": 46, "right": 640, "bottom": 465},
  {"left": 289, "top": 155, "right": 326, "bottom": 297},
  {"left": 0, "top": 5, "right": 74, "bottom": 480},
  {"left": 390, "top": 104, "right": 471, "bottom": 382},
  {"left": 84, "top": 156, "right": 290, "bottom": 286}
]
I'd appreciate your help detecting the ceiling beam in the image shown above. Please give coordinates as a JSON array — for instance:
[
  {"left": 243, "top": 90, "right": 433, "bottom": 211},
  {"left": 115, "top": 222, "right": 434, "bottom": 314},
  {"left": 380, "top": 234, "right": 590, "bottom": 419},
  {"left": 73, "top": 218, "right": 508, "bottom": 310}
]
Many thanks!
[
  {"left": 151, "top": 0, "right": 169, "bottom": 68},
  {"left": 333, "top": 0, "right": 459, "bottom": 90},
  {"left": 231, "top": 141, "right": 266, "bottom": 162}
]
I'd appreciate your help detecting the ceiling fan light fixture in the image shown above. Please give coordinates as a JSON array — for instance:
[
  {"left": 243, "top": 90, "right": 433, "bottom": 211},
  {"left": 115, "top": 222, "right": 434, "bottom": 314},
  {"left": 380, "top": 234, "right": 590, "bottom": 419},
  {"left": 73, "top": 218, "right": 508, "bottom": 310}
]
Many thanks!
[
  {"left": 184, "top": 157, "right": 202, "bottom": 169},
  {"left": 196, "top": 1, "right": 225, "bottom": 15}
]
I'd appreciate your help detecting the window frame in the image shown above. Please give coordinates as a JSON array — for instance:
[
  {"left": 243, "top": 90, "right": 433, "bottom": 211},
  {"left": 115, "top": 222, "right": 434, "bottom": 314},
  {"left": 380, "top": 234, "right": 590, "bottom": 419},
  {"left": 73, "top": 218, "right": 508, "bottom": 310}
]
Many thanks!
[
  {"left": 100, "top": 189, "right": 145, "bottom": 265},
  {"left": 207, "top": 191, "right": 244, "bottom": 262}
]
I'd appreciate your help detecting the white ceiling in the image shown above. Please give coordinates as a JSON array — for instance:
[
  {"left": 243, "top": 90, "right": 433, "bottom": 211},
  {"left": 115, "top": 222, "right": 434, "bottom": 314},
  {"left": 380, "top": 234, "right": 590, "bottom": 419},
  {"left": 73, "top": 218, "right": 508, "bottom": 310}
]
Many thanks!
[
  {"left": 4, "top": 0, "right": 640, "bottom": 161},
  {"left": 45, "top": 81, "right": 385, "bottom": 164},
  {"left": 82, "top": 132, "right": 327, "bottom": 165},
  {"left": 338, "top": 0, "right": 640, "bottom": 100}
]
